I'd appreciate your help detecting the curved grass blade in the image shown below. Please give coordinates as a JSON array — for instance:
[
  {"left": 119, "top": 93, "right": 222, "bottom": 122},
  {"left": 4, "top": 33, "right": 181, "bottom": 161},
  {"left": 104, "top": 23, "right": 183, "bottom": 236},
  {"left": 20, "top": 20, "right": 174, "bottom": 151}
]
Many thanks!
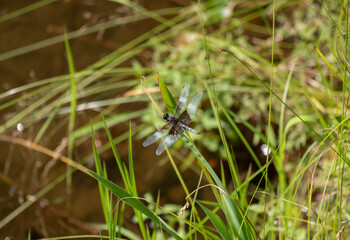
[
  {"left": 101, "top": 116, "right": 148, "bottom": 238},
  {"left": 92, "top": 128, "right": 111, "bottom": 228},
  {"left": 88, "top": 171, "right": 182, "bottom": 240},
  {"left": 198, "top": 202, "right": 232, "bottom": 240},
  {"left": 181, "top": 135, "right": 254, "bottom": 240}
]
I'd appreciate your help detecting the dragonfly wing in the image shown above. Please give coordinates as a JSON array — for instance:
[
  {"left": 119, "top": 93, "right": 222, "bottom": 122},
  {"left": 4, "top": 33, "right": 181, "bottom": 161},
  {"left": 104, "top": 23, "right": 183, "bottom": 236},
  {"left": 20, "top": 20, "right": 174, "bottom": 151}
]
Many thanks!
[
  {"left": 174, "top": 83, "right": 190, "bottom": 116},
  {"left": 156, "top": 134, "right": 181, "bottom": 156},
  {"left": 179, "top": 110, "right": 191, "bottom": 125},
  {"left": 143, "top": 128, "right": 168, "bottom": 147},
  {"left": 169, "top": 124, "right": 184, "bottom": 135},
  {"left": 187, "top": 92, "right": 203, "bottom": 118}
]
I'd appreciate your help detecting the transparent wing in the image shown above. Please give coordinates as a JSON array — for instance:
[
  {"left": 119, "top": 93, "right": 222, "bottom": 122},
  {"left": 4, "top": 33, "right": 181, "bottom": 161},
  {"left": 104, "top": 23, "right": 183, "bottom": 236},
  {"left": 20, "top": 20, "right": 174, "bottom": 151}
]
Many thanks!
[
  {"left": 156, "top": 134, "right": 181, "bottom": 156},
  {"left": 187, "top": 92, "right": 203, "bottom": 118},
  {"left": 143, "top": 128, "right": 169, "bottom": 147},
  {"left": 174, "top": 83, "right": 190, "bottom": 116}
]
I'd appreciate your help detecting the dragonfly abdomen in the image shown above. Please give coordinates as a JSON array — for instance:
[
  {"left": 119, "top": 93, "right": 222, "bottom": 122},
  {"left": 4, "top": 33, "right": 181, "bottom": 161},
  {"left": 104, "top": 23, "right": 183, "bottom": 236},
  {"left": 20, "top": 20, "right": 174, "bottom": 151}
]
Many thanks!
[{"left": 178, "top": 123, "right": 199, "bottom": 134}]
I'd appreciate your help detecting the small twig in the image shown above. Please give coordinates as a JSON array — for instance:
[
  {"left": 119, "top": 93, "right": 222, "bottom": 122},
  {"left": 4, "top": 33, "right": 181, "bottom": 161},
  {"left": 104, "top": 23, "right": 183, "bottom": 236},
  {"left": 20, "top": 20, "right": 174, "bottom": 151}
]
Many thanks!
[{"left": 41, "top": 137, "right": 68, "bottom": 183}]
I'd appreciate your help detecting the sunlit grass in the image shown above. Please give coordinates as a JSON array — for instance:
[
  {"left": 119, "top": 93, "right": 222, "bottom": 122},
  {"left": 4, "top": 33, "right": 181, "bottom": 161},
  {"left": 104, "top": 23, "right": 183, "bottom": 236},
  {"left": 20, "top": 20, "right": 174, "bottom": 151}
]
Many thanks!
[{"left": 0, "top": 0, "right": 349, "bottom": 239}]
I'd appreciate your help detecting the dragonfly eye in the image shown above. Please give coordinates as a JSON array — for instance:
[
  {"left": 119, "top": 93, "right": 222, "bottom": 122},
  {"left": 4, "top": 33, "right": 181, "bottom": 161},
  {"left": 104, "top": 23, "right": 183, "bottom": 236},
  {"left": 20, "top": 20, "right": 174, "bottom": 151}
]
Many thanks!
[{"left": 163, "top": 113, "right": 168, "bottom": 120}]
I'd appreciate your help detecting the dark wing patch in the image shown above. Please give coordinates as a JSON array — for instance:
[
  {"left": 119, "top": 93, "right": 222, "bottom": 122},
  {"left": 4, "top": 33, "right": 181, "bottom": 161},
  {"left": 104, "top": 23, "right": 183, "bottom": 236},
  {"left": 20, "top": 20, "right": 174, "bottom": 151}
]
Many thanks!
[
  {"left": 179, "top": 110, "right": 192, "bottom": 125},
  {"left": 169, "top": 124, "right": 184, "bottom": 135}
]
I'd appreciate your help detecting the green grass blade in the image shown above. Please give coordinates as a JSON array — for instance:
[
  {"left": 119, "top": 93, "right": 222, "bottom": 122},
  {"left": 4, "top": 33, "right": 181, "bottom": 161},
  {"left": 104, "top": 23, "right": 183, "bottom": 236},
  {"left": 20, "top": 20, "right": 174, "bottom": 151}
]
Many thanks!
[
  {"left": 0, "top": 8, "right": 182, "bottom": 62},
  {"left": 101, "top": 114, "right": 128, "bottom": 185},
  {"left": 64, "top": 31, "right": 77, "bottom": 143},
  {"left": 157, "top": 73, "right": 176, "bottom": 113},
  {"left": 64, "top": 30, "right": 77, "bottom": 211},
  {"left": 196, "top": 2, "right": 254, "bottom": 235},
  {"left": 218, "top": 101, "right": 262, "bottom": 168},
  {"left": 198, "top": 202, "right": 232, "bottom": 240},
  {"left": 73, "top": 109, "right": 147, "bottom": 139},
  {"left": 128, "top": 122, "right": 137, "bottom": 193},
  {"left": 102, "top": 116, "right": 147, "bottom": 238},
  {"left": 0, "top": 83, "right": 67, "bottom": 134},
  {"left": 33, "top": 100, "right": 62, "bottom": 143},
  {"left": 91, "top": 124, "right": 110, "bottom": 226},
  {"left": 88, "top": 171, "right": 183, "bottom": 240},
  {"left": 0, "top": 81, "right": 61, "bottom": 111},
  {"left": 315, "top": 47, "right": 346, "bottom": 87},
  {"left": 181, "top": 135, "right": 253, "bottom": 239},
  {"left": 0, "top": 0, "right": 57, "bottom": 23}
]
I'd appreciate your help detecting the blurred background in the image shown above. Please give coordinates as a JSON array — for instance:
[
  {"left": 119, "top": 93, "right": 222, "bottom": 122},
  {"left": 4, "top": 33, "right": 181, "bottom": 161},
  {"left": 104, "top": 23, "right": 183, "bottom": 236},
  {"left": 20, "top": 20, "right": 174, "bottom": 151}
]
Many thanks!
[{"left": 1, "top": 0, "right": 349, "bottom": 239}]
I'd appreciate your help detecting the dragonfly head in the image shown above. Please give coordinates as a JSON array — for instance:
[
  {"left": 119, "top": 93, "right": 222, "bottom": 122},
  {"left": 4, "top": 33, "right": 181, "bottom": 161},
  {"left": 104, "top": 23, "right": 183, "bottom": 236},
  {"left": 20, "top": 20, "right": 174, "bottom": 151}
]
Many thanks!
[{"left": 163, "top": 113, "right": 169, "bottom": 121}]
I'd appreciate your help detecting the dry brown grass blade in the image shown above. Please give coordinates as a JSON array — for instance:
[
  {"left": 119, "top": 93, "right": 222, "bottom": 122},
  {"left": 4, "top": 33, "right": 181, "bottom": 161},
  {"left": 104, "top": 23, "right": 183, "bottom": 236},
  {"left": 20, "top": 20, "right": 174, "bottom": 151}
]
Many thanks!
[{"left": 0, "top": 134, "right": 91, "bottom": 176}]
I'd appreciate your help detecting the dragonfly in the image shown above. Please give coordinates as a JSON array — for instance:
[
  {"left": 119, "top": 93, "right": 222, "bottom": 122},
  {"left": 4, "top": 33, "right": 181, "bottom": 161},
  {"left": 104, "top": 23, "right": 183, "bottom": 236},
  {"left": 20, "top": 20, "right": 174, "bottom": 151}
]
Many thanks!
[{"left": 143, "top": 83, "right": 203, "bottom": 156}]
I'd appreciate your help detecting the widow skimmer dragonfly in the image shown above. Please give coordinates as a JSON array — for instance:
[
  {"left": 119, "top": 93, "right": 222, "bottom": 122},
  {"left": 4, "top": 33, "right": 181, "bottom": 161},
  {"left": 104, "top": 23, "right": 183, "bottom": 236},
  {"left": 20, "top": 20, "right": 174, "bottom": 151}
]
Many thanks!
[{"left": 143, "top": 83, "right": 203, "bottom": 155}]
